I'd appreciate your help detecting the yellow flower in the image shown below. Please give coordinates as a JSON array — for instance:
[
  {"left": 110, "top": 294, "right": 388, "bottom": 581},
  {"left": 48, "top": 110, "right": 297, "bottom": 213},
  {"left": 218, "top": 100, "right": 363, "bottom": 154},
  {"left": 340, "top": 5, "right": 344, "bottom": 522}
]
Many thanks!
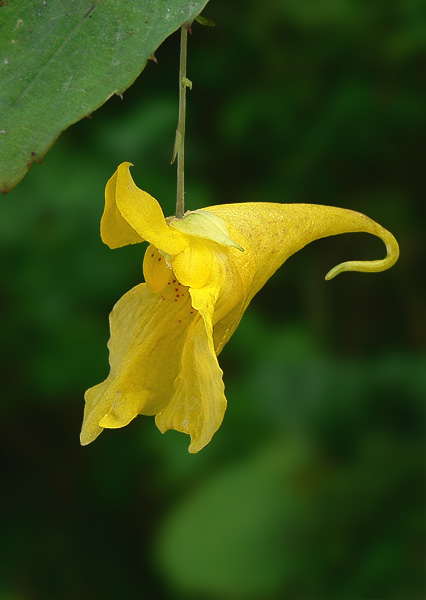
[{"left": 80, "top": 162, "right": 399, "bottom": 453}]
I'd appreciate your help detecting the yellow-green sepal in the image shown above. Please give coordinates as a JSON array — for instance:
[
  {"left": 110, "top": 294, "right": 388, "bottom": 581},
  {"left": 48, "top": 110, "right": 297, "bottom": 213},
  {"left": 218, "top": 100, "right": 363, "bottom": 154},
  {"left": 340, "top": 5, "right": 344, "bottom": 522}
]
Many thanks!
[{"left": 170, "top": 210, "right": 244, "bottom": 251}]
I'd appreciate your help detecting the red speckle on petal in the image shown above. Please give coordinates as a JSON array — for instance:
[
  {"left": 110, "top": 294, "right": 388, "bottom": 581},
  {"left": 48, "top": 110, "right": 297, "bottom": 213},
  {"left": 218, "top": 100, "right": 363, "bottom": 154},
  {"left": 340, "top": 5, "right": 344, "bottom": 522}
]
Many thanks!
[
  {"left": 158, "top": 257, "right": 161, "bottom": 262},
  {"left": 151, "top": 253, "right": 154, "bottom": 257}
]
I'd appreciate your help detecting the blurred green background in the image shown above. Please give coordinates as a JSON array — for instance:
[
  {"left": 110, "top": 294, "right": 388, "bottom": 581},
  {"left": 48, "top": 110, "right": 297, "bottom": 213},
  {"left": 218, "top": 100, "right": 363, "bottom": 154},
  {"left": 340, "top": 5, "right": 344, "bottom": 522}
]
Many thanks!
[{"left": 1, "top": 1, "right": 425, "bottom": 599}]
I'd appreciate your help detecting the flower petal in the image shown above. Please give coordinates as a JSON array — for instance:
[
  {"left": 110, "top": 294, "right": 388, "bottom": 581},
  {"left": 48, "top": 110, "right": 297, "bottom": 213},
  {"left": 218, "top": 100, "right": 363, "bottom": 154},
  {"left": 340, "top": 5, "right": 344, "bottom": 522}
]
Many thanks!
[
  {"left": 101, "top": 168, "right": 144, "bottom": 249},
  {"left": 101, "top": 162, "right": 188, "bottom": 255},
  {"left": 155, "top": 316, "right": 227, "bottom": 454},
  {"left": 143, "top": 244, "right": 173, "bottom": 293},
  {"left": 155, "top": 241, "right": 245, "bottom": 452},
  {"left": 171, "top": 237, "right": 214, "bottom": 289},
  {"left": 80, "top": 271, "right": 195, "bottom": 445}
]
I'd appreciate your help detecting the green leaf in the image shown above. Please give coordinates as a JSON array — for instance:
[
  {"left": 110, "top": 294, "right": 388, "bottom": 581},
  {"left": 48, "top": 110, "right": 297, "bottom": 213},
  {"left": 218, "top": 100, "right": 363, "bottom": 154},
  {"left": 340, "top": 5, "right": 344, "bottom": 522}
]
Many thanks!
[
  {"left": 195, "top": 14, "right": 215, "bottom": 26},
  {"left": 156, "top": 440, "right": 313, "bottom": 598},
  {"left": 0, "top": 0, "right": 210, "bottom": 193}
]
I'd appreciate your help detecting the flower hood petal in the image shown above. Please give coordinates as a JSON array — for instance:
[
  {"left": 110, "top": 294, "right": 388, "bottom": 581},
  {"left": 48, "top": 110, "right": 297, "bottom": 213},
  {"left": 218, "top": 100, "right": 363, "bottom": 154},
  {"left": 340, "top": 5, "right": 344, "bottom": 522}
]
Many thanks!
[{"left": 101, "top": 162, "right": 188, "bottom": 255}]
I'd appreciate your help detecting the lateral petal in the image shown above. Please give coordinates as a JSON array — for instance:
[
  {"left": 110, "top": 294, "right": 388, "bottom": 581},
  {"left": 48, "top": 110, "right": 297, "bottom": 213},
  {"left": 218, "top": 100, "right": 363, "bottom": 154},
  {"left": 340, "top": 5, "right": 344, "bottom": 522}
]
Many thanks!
[
  {"left": 155, "top": 244, "right": 245, "bottom": 452},
  {"left": 155, "top": 316, "right": 227, "bottom": 454},
  {"left": 80, "top": 273, "right": 196, "bottom": 445}
]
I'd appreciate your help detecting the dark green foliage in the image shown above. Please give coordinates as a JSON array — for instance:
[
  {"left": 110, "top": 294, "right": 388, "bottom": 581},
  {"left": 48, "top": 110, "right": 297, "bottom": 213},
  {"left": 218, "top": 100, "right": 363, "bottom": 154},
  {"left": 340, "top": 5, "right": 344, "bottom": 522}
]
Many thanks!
[
  {"left": 0, "top": 0, "right": 209, "bottom": 192},
  {"left": 0, "top": 1, "right": 424, "bottom": 599}
]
